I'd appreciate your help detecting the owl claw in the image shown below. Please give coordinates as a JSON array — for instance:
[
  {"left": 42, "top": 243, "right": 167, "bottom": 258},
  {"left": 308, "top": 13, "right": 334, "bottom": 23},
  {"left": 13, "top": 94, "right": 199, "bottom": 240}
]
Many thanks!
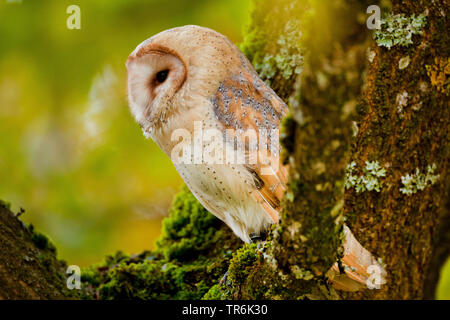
[
  {"left": 250, "top": 232, "right": 267, "bottom": 248},
  {"left": 249, "top": 232, "right": 267, "bottom": 242},
  {"left": 249, "top": 233, "right": 267, "bottom": 250}
]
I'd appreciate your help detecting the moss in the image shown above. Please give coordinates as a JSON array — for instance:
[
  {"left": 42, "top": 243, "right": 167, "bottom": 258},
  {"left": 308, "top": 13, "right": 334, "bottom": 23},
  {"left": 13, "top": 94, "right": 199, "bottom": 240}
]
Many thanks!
[
  {"left": 97, "top": 259, "right": 211, "bottom": 300},
  {"left": 426, "top": 57, "right": 450, "bottom": 94},
  {"left": 202, "top": 284, "right": 225, "bottom": 300},
  {"left": 239, "top": 0, "right": 306, "bottom": 98},
  {"left": 227, "top": 244, "right": 259, "bottom": 284},
  {"left": 82, "top": 185, "right": 241, "bottom": 300},
  {"left": 280, "top": 113, "right": 296, "bottom": 164},
  {"left": 155, "top": 186, "right": 225, "bottom": 261},
  {"left": 87, "top": 249, "right": 231, "bottom": 300},
  {"left": 0, "top": 199, "right": 11, "bottom": 210},
  {"left": 28, "top": 224, "right": 57, "bottom": 254}
]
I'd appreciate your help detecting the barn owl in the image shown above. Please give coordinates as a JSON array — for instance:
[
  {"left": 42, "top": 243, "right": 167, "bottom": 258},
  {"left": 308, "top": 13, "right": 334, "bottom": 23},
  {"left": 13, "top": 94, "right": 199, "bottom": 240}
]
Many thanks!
[{"left": 126, "top": 25, "right": 385, "bottom": 291}]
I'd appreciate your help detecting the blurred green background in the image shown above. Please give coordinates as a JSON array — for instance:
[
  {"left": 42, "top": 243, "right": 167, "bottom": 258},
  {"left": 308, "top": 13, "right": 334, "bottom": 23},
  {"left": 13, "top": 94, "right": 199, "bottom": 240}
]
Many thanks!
[
  {"left": 0, "top": 0, "right": 248, "bottom": 266},
  {"left": 0, "top": 0, "right": 448, "bottom": 299}
]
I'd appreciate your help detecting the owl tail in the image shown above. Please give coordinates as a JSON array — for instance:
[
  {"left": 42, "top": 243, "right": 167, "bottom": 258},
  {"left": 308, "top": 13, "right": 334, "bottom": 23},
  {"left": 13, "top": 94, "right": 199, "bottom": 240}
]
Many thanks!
[{"left": 326, "top": 225, "right": 387, "bottom": 292}]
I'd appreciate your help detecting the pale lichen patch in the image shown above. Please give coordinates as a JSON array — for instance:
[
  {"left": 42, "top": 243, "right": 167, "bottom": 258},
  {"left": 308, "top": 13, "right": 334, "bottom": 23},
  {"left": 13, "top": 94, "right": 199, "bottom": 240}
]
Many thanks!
[
  {"left": 396, "top": 91, "right": 408, "bottom": 115},
  {"left": 374, "top": 13, "right": 427, "bottom": 49},
  {"left": 398, "top": 56, "right": 410, "bottom": 70},
  {"left": 399, "top": 164, "right": 440, "bottom": 195},
  {"left": 345, "top": 161, "right": 387, "bottom": 193},
  {"left": 291, "top": 265, "right": 314, "bottom": 280}
]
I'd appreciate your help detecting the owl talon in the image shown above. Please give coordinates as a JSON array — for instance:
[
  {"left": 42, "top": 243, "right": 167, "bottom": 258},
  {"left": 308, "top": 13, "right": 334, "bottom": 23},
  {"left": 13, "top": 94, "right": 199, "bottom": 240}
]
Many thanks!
[
  {"left": 250, "top": 232, "right": 266, "bottom": 242},
  {"left": 250, "top": 232, "right": 267, "bottom": 250}
]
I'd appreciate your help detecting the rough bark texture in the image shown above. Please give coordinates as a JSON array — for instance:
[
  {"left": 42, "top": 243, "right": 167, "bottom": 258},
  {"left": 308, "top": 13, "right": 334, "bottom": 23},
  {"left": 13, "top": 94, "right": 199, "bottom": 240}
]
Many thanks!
[
  {"left": 0, "top": 202, "right": 72, "bottom": 299},
  {"left": 0, "top": 0, "right": 448, "bottom": 300},
  {"left": 343, "top": 0, "right": 449, "bottom": 299}
]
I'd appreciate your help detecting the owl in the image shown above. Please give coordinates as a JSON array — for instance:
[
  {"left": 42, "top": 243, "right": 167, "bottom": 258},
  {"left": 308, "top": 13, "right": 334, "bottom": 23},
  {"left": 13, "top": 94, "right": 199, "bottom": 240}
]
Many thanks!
[{"left": 126, "top": 25, "right": 385, "bottom": 291}]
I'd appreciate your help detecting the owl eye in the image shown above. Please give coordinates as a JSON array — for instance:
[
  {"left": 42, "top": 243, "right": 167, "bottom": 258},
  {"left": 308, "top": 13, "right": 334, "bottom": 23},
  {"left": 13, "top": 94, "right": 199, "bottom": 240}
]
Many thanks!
[{"left": 155, "top": 70, "right": 169, "bottom": 84}]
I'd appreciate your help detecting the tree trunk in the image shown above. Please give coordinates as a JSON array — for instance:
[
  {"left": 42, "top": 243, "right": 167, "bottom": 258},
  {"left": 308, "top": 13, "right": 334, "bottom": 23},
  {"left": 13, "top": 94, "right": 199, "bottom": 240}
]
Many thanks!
[
  {"left": 0, "top": 203, "right": 72, "bottom": 299},
  {"left": 343, "top": 0, "right": 449, "bottom": 299},
  {"left": 220, "top": 0, "right": 449, "bottom": 299}
]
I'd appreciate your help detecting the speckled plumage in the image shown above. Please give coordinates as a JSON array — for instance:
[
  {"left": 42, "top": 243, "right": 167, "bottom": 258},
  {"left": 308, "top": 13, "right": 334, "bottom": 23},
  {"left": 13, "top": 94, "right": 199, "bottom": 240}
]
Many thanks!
[{"left": 127, "top": 25, "right": 288, "bottom": 243}]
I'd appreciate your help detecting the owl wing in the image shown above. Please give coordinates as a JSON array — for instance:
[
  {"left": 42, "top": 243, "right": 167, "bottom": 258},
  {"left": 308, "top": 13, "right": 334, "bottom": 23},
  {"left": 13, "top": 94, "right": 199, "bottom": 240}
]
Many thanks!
[
  {"left": 209, "top": 57, "right": 386, "bottom": 292},
  {"left": 209, "top": 65, "right": 289, "bottom": 224}
]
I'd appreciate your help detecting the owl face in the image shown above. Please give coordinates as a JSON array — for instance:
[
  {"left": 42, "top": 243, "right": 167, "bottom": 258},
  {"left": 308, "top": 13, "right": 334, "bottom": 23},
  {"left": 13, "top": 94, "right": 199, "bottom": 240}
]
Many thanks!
[
  {"left": 126, "top": 45, "right": 187, "bottom": 133},
  {"left": 126, "top": 25, "right": 244, "bottom": 139}
]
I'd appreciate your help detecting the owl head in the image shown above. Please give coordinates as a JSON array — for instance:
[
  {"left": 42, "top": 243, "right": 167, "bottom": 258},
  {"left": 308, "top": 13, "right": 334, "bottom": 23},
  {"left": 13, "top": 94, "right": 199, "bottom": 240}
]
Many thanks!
[{"left": 126, "top": 25, "right": 251, "bottom": 138}]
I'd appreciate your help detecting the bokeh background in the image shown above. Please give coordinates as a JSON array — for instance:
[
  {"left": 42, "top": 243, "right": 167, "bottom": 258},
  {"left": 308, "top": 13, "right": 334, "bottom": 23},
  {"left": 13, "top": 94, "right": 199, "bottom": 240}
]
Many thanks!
[
  {"left": 0, "top": 0, "right": 448, "bottom": 299},
  {"left": 0, "top": 0, "right": 248, "bottom": 266}
]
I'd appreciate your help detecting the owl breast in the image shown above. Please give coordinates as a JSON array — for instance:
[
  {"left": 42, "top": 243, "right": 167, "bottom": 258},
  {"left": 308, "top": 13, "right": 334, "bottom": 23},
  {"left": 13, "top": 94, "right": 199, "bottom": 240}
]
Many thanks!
[{"left": 174, "top": 162, "right": 273, "bottom": 243}]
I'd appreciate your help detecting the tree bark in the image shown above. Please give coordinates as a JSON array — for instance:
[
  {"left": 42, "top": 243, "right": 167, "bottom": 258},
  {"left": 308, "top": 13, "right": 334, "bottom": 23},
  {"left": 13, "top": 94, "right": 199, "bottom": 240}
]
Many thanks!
[
  {"left": 222, "top": 0, "right": 449, "bottom": 299},
  {"left": 343, "top": 0, "right": 449, "bottom": 299},
  {"left": 0, "top": 203, "right": 72, "bottom": 299}
]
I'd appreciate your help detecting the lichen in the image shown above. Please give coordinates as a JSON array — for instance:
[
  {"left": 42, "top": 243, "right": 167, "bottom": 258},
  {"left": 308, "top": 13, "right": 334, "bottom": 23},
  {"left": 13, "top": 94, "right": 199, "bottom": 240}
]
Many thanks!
[
  {"left": 374, "top": 13, "right": 427, "bottom": 49},
  {"left": 398, "top": 56, "right": 410, "bottom": 70},
  {"left": 399, "top": 164, "right": 440, "bottom": 195},
  {"left": 396, "top": 90, "right": 408, "bottom": 115},
  {"left": 239, "top": 0, "right": 305, "bottom": 94},
  {"left": 345, "top": 161, "right": 387, "bottom": 193},
  {"left": 367, "top": 49, "right": 376, "bottom": 63},
  {"left": 253, "top": 20, "right": 304, "bottom": 82}
]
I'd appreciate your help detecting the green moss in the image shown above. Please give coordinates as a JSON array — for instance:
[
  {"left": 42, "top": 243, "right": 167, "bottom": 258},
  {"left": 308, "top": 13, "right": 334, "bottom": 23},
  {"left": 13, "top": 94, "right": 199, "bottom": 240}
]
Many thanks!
[
  {"left": 227, "top": 244, "right": 259, "bottom": 284},
  {"left": 280, "top": 113, "right": 297, "bottom": 164},
  {"left": 82, "top": 186, "right": 241, "bottom": 300},
  {"left": 97, "top": 259, "right": 211, "bottom": 300},
  {"left": 202, "top": 284, "right": 226, "bottom": 300},
  {"left": 28, "top": 224, "right": 57, "bottom": 254},
  {"left": 239, "top": 0, "right": 305, "bottom": 95},
  {"left": 155, "top": 186, "right": 225, "bottom": 261},
  {"left": 0, "top": 199, "right": 11, "bottom": 210},
  {"left": 87, "top": 249, "right": 230, "bottom": 300}
]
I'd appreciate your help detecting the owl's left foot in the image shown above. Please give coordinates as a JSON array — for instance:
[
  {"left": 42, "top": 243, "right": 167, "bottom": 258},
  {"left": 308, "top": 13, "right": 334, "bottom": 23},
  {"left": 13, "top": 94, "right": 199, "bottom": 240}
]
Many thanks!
[{"left": 250, "top": 232, "right": 267, "bottom": 250}]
